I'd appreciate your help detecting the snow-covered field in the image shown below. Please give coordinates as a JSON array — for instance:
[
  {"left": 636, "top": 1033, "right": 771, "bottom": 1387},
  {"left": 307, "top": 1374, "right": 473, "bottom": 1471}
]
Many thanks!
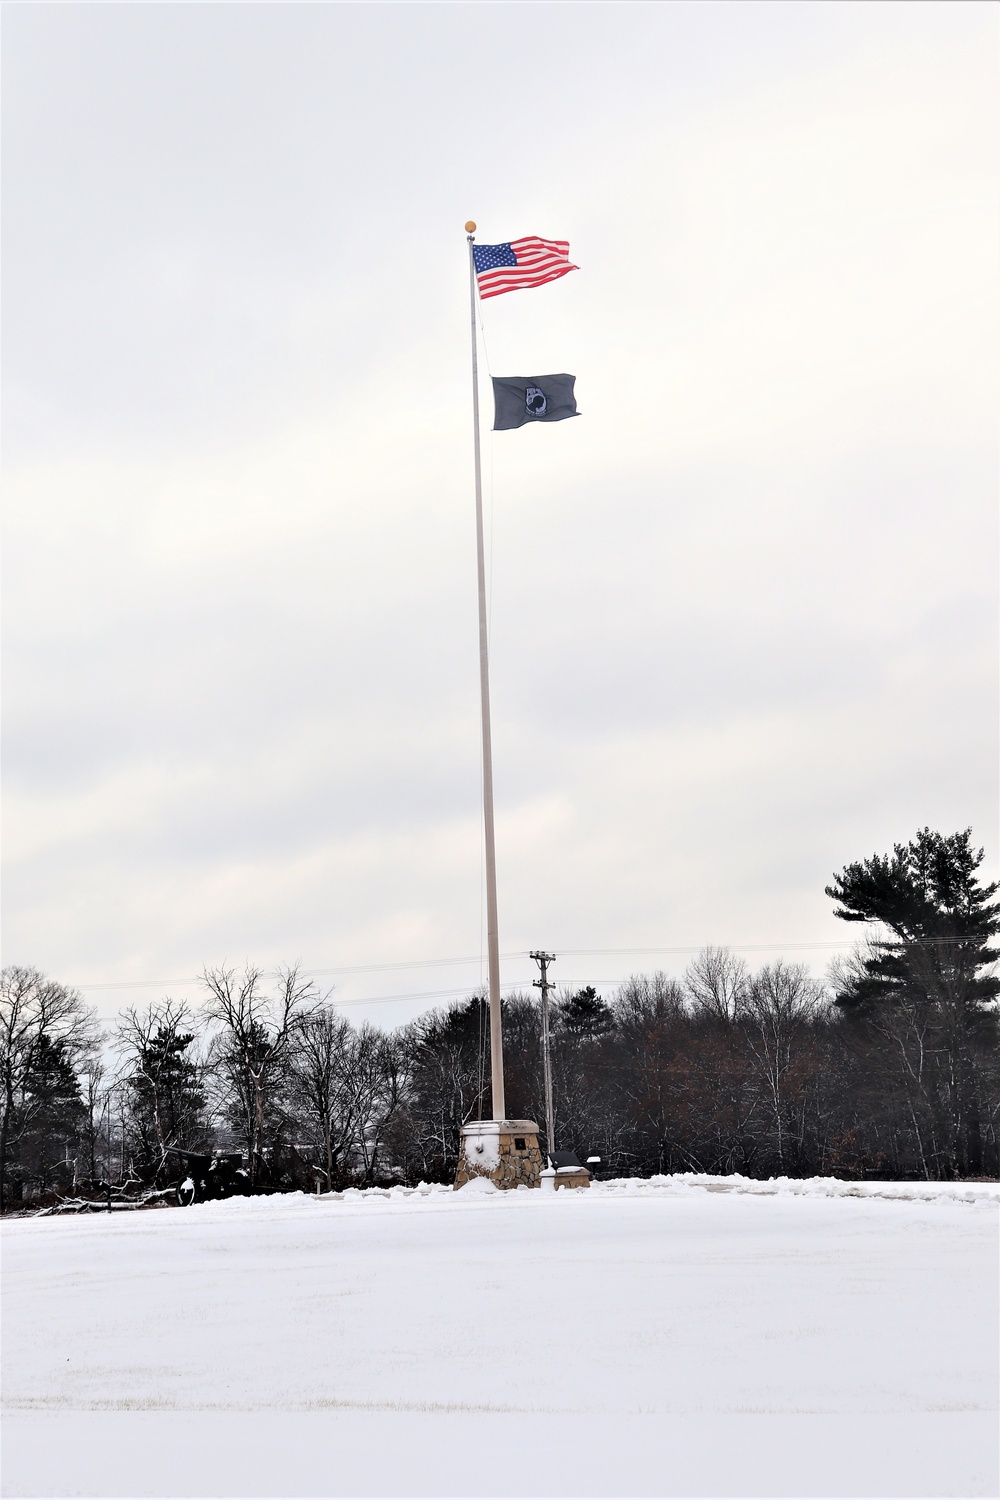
[{"left": 2, "top": 1176, "right": 997, "bottom": 1498}]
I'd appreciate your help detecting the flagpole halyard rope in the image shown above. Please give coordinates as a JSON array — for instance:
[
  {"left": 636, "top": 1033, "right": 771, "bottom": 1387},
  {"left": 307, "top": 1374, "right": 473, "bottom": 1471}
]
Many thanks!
[{"left": 474, "top": 298, "right": 496, "bottom": 637}]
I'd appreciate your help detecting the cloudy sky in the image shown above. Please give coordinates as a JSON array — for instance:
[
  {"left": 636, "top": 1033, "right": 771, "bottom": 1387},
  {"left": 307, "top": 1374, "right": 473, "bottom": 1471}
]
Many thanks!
[{"left": 3, "top": 1, "right": 997, "bottom": 1027}]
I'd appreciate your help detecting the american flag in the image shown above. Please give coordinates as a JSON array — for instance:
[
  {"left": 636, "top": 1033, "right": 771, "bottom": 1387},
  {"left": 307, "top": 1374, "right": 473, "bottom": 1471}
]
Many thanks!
[{"left": 472, "top": 236, "right": 578, "bottom": 300}]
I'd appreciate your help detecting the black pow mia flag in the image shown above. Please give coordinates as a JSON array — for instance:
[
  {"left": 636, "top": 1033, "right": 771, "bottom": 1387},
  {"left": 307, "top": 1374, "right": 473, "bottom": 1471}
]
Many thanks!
[{"left": 491, "top": 374, "right": 578, "bottom": 430}]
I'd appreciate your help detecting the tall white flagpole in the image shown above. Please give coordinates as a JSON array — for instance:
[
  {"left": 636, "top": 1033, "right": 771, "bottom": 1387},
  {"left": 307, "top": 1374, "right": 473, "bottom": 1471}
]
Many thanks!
[{"left": 465, "top": 220, "right": 505, "bottom": 1122}]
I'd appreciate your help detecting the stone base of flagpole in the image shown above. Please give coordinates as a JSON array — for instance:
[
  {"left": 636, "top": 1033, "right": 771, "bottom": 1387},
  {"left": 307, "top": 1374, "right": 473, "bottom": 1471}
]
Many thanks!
[{"left": 454, "top": 1121, "right": 543, "bottom": 1190}]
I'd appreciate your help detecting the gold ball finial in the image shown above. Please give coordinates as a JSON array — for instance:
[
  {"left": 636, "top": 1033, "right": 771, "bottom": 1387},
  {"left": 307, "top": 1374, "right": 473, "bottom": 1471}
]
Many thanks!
[{"left": 465, "top": 220, "right": 477, "bottom": 233}]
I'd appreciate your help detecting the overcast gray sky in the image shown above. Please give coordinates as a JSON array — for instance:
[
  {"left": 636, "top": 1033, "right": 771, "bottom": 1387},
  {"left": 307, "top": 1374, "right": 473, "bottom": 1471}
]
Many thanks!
[{"left": 3, "top": 1, "right": 997, "bottom": 1026}]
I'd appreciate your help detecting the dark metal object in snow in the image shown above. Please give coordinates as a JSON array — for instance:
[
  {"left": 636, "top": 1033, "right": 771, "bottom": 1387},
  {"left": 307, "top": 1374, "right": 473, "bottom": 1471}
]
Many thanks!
[
  {"left": 549, "top": 1150, "right": 585, "bottom": 1171},
  {"left": 166, "top": 1147, "right": 249, "bottom": 1207}
]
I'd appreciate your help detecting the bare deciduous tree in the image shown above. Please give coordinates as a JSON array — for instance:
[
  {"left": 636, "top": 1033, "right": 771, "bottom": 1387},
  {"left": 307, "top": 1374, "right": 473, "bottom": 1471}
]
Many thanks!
[
  {"left": 350, "top": 1024, "right": 406, "bottom": 1185},
  {"left": 289, "top": 1003, "right": 358, "bottom": 1190},
  {"left": 742, "top": 961, "right": 826, "bottom": 1173},
  {"left": 77, "top": 1054, "right": 109, "bottom": 1187},
  {"left": 683, "top": 947, "right": 749, "bottom": 1022},
  {"left": 203, "top": 964, "right": 317, "bottom": 1185}
]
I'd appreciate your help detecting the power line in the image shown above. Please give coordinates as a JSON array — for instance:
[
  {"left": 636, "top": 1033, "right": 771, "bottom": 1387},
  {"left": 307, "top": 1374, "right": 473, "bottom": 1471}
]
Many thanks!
[
  {"left": 86, "top": 979, "right": 631, "bottom": 1021},
  {"left": 75, "top": 954, "right": 490, "bottom": 993},
  {"left": 70, "top": 932, "right": 970, "bottom": 996}
]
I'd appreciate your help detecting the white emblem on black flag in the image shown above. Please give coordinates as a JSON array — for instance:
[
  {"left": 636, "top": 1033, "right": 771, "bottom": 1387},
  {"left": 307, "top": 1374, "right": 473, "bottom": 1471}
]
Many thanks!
[{"left": 491, "top": 374, "right": 578, "bottom": 431}]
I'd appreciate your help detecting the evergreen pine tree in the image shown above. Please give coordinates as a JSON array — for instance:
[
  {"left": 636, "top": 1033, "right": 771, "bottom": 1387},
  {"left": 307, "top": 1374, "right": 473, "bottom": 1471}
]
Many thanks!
[
  {"left": 826, "top": 828, "right": 999, "bottom": 1175},
  {"left": 559, "top": 986, "right": 613, "bottom": 1041}
]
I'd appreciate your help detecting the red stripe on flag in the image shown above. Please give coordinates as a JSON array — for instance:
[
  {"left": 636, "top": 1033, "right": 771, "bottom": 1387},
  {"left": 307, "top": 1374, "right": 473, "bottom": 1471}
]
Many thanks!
[{"left": 478, "top": 265, "right": 576, "bottom": 299}]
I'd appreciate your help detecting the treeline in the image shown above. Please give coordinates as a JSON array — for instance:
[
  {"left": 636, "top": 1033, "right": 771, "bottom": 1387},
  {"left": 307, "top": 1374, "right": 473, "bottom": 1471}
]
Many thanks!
[{"left": 2, "top": 827, "right": 997, "bottom": 1209}]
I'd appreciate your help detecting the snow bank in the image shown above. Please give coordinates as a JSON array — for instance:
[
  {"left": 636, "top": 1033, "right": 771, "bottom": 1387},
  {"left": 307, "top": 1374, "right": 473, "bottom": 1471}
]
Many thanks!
[
  {"left": 309, "top": 1171, "right": 999, "bottom": 1211},
  {"left": 593, "top": 1171, "right": 1000, "bottom": 1205},
  {"left": 452, "top": 1174, "right": 499, "bottom": 1195}
]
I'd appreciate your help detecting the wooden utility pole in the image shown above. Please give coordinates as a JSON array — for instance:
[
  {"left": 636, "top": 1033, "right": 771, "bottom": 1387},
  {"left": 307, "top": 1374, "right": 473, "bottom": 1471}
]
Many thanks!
[{"left": 530, "top": 950, "right": 556, "bottom": 1160}]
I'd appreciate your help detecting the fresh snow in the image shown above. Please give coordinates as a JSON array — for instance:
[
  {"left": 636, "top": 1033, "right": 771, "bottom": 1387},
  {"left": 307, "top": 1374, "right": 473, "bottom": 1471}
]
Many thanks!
[
  {"left": 458, "top": 1126, "right": 500, "bottom": 1169},
  {"left": 2, "top": 1175, "right": 997, "bottom": 1497}
]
